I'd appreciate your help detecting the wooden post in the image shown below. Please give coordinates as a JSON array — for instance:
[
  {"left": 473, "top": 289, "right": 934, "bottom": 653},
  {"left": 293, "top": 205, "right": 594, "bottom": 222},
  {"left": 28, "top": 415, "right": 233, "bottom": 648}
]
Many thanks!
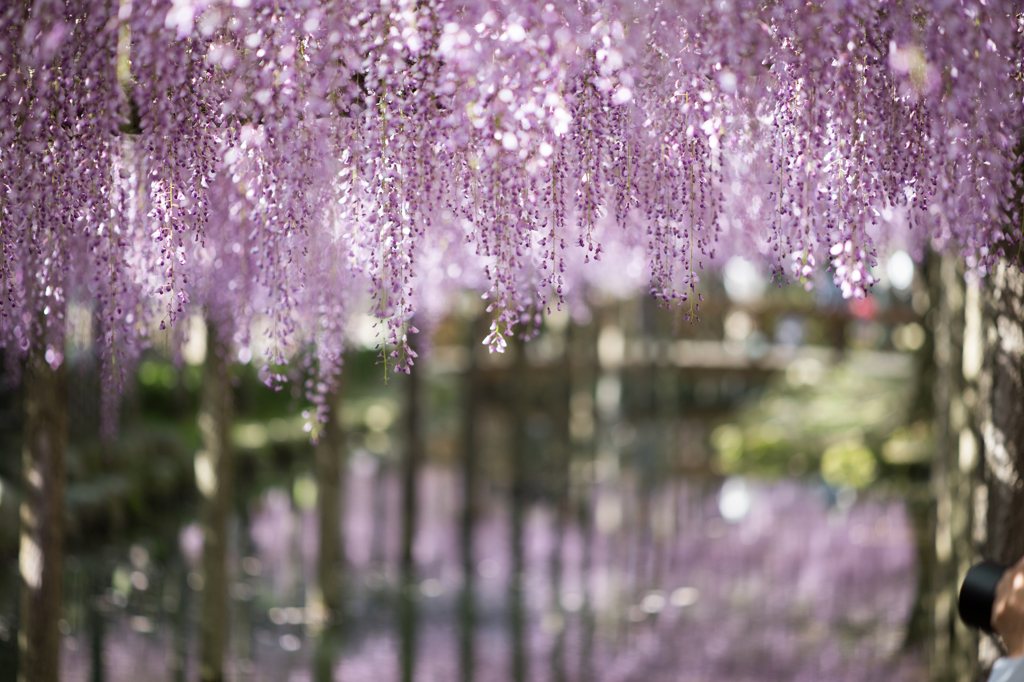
[
  {"left": 459, "top": 315, "right": 483, "bottom": 682},
  {"left": 929, "top": 254, "right": 978, "bottom": 681},
  {"left": 980, "top": 261, "right": 1024, "bottom": 561},
  {"left": 977, "top": 260, "right": 1024, "bottom": 667},
  {"left": 18, "top": 339, "right": 69, "bottom": 682},
  {"left": 400, "top": 329, "right": 423, "bottom": 682},
  {"left": 509, "top": 334, "right": 528, "bottom": 682},
  {"left": 197, "top": 320, "right": 234, "bottom": 682},
  {"left": 316, "top": 379, "right": 346, "bottom": 621}
]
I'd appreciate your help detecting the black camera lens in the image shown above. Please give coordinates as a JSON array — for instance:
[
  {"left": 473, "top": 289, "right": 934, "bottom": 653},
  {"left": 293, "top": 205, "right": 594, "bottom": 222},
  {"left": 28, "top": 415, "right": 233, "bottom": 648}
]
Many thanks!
[{"left": 959, "top": 561, "right": 1006, "bottom": 632}]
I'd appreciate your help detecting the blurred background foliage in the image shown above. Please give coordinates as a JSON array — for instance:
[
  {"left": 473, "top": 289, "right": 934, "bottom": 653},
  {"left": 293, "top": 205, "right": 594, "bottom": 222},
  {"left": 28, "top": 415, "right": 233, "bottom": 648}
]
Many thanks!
[{"left": 711, "top": 351, "right": 932, "bottom": 486}]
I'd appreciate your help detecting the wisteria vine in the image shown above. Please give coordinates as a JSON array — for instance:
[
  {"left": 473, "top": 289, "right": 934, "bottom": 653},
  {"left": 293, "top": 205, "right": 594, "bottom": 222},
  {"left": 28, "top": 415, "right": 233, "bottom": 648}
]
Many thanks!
[{"left": 1, "top": 0, "right": 1021, "bottom": 405}]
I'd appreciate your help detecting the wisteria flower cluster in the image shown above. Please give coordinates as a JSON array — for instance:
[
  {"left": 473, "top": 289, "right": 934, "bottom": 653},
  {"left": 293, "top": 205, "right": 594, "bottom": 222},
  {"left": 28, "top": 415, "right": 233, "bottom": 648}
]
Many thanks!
[{"left": 1, "top": 0, "right": 1020, "bottom": 400}]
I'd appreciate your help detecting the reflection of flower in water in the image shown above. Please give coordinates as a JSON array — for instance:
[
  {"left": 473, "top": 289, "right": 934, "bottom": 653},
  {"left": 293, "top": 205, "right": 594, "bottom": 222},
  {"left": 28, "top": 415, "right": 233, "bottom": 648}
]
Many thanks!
[
  {"left": 65, "top": 474, "right": 922, "bottom": 682},
  {"left": 250, "top": 488, "right": 298, "bottom": 597}
]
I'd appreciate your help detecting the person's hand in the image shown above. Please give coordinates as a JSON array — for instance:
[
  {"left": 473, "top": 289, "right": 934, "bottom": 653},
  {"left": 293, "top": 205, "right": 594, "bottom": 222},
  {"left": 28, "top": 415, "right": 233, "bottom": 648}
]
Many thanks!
[{"left": 993, "top": 554, "right": 1024, "bottom": 658}]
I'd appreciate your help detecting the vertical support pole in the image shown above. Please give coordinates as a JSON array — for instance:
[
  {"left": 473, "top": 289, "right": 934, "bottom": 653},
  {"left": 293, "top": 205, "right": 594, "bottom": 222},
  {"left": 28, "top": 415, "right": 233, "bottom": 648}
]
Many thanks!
[
  {"left": 930, "top": 254, "right": 984, "bottom": 681},
  {"left": 317, "top": 379, "right": 346, "bottom": 621},
  {"left": 509, "top": 334, "right": 528, "bottom": 682},
  {"left": 400, "top": 329, "right": 423, "bottom": 682},
  {"left": 197, "top": 320, "right": 233, "bottom": 682},
  {"left": 978, "top": 260, "right": 1024, "bottom": 667},
  {"left": 459, "top": 315, "right": 483, "bottom": 682},
  {"left": 18, "top": 340, "right": 68, "bottom": 682}
]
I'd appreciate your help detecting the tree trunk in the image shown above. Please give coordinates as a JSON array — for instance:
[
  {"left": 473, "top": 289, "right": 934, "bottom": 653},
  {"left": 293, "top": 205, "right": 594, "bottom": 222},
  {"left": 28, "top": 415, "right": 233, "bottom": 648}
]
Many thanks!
[
  {"left": 929, "top": 255, "right": 979, "bottom": 682},
  {"left": 316, "top": 380, "right": 346, "bottom": 622},
  {"left": 459, "top": 315, "right": 483, "bottom": 682},
  {"left": 400, "top": 341, "right": 423, "bottom": 577},
  {"left": 980, "top": 261, "right": 1024, "bottom": 562},
  {"left": 978, "top": 260, "right": 1024, "bottom": 665},
  {"left": 568, "top": 316, "right": 597, "bottom": 682},
  {"left": 18, "top": 342, "right": 69, "bottom": 682},
  {"left": 197, "top": 320, "right": 234, "bottom": 682},
  {"left": 400, "top": 330, "right": 423, "bottom": 682},
  {"left": 171, "top": 561, "right": 189, "bottom": 682},
  {"left": 89, "top": 557, "right": 108, "bottom": 682},
  {"left": 509, "top": 334, "right": 528, "bottom": 682},
  {"left": 550, "top": 334, "right": 571, "bottom": 682}
]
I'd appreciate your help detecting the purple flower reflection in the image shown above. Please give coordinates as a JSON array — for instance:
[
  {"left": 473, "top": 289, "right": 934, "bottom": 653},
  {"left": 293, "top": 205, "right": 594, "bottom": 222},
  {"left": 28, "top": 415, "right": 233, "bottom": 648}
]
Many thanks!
[
  {"left": 61, "top": 476, "right": 924, "bottom": 682},
  {"left": 251, "top": 488, "right": 299, "bottom": 599}
]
